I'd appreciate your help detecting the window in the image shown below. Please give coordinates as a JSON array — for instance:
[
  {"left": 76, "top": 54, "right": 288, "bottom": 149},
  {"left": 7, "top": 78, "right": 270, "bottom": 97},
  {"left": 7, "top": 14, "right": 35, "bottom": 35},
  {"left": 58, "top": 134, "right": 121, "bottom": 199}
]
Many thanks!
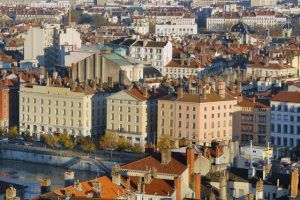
[
  {"left": 136, "top": 108, "right": 139, "bottom": 113},
  {"left": 128, "top": 115, "right": 131, "bottom": 122},
  {"left": 136, "top": 116, "right": 139, "bottom": 123}
]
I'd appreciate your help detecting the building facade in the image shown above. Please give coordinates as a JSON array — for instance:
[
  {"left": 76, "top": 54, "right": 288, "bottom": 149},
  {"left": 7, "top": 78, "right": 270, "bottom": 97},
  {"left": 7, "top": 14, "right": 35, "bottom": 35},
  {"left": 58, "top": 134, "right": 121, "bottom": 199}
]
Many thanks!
[
  {"left": 106, "top": 87, "right": 158, "bottom": 148},
  {"left": 233, "top": 97, "right": 270, "bottom": 145},
  {"left": 270, "top": 91, "right": 300, "bottom": 149},
  {"left": 19, "top": 84, "right": 108, "bottom": 137},
  {"left": 157, "top": 83, "right": 236, "bottom": 146}
]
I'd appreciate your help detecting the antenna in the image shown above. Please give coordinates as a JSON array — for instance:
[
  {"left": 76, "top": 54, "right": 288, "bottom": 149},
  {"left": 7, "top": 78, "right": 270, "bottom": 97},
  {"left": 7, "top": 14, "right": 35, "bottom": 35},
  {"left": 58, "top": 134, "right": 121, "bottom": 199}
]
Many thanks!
[{"left": 250, "top": 140, "right": 253, "bottom": 169}]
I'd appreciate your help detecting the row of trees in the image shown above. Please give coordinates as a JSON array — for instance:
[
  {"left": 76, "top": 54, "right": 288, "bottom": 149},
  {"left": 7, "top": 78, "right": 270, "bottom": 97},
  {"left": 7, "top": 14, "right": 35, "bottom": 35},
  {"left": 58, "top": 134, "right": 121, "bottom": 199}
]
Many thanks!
[
  {"left": 99, "top": 133, "right": 142, "bottom": 153},
  {"left": 0, "top": 126, "right": 19, "bottom": 138},
  {"left": 42, "top": 132, "right": 143, "bottom": 153}
]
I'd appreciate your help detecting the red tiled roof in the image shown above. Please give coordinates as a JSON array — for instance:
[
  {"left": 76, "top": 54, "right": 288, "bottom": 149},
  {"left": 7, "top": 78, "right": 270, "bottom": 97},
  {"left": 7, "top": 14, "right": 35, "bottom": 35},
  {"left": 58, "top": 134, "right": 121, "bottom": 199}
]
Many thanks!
[
  {"left": 53, "top": 176, "right": 126, "bottom": 199},
  {"left": 238, "top": 97, "right": 269, "bottom": 108},
  {"left": 271, "top": 91, "right": 300, "bottom": 103},
  {"left": 121, "top": 152, "right": 187, "bottom": 175},
  {"left": 125, "top": 88, "right": 147, "bottom": 101}
]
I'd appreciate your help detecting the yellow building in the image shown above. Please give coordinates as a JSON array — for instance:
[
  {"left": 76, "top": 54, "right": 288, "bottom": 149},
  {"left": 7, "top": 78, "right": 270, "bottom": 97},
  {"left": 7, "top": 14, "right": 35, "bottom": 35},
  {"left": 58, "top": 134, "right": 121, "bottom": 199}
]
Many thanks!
[
  {"left": 106, "top": 87, "right": 158, "bottom": 148},
  {"left": 19, "top": 83, "right": 109, "bottom": 137},
  {"left": 157, "top": 82, "right": 237, "bottom": 146}
]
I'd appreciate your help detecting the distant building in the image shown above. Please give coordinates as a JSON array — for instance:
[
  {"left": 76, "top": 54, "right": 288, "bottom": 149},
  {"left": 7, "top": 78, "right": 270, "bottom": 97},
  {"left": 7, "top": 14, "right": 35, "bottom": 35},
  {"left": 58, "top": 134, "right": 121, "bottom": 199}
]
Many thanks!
[
  {"left": 23, "top": 24, "right": 81, "bottom": 67},
  {"left": 251, "top": 0, "right": 277, "bottom": 7},
  {"left": 68, "top": 50, "right": 143, "bottom": 84},
  {"left": 270, "top": 91, "right": 300, "bottom": 148}
]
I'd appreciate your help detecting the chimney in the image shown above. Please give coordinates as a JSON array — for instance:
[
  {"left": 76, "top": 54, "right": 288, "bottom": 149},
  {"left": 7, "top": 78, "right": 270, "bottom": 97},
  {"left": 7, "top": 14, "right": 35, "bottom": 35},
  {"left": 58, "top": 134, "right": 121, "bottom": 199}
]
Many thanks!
[
  {"left": 195, "top": 173, "right": 201, "bottom": 199},
  {"left": 187, "top": 146, "right": 195, "bottom": 184},
  {"left": 40, "top": 179, "right": 51, "bottom": 194},
  {"left": 174, "top": 176, "right": 181, "bottom": 200},
  {"left": 237, "top": 94, "right": 243, "bottom": 103},
  {"left": 230, "top": 81, "right": 235, "bottom": 92},
  {"left": 64, "top": 170, "right": 75, "bottom": 187},
  {"left": 219, "top": 170, "right": 227, "bottom": 200},
  {"left": 256, "top": 179, "right": 264, "bottom": 200},
  {"left": 111, "top": 165, "right": 121, "bottom": 185},
  {"left": 108, "top": 76, "right": 113, "bottom": 88},
  {"left": 177, "top": 87, "right": 184, "bottom": 98},
  {"left": 92, "top": 181, "right": 102, "bottom": 194},
  {"left": 6, "top": 186, "right": 17, "bottom": 200},
  {"left": 125, "top": 178, "right": 131, "bottom": 191},
  {"left": 237, "top": 81, "right": 242, "bottom": 93},
  {"left": 180, "top": 52, "right": 185, "bottom": 66},
  {"left": 57, "top": 76, "right": 62, "bottom": 85},
  {"left": 142, "top": 86, "right": 148, "bottom": 97},
  {"left": 202, "top": 87, "right": 207, "bottom": 99},
  {"left": 290, "top": 168, "right": 299, "bottom": 198},
  {"left": 187, "top": 57, "right": 191, "bottom": 66},
  {"left": 264, "top": 57, "right": 269, "bottom": 67},
  {"left": 137, "top": 177, "right": 142, "bottom": 193},
  {"left": 218, "top": 81, "right": 226, "bottom": 99},
  {"left": 161, "top": 149, "right": 172, "bottom": 165}
]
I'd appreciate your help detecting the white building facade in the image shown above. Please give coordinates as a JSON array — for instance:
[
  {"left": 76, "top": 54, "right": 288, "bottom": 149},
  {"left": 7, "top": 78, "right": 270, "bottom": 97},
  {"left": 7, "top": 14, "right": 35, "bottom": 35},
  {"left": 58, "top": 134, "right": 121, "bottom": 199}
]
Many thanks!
[{"left": 270, "top": 91, "right": 300, "bottom": 149}]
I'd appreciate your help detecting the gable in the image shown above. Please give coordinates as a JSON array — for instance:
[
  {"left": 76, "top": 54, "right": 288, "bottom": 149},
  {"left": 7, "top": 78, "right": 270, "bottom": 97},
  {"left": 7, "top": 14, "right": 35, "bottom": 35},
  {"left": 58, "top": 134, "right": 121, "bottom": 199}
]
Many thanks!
[{"left": 107, "top": 90, "right": 140, "bottom": 101}]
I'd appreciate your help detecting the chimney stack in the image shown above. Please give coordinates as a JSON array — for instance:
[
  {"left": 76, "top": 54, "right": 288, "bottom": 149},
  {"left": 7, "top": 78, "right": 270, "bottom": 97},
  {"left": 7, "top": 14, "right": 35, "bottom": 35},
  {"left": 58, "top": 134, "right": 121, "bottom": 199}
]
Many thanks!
[
  {"left": 195, "top": 173, "right": 201, "bottom": 199},
  {"left": 174, "top": 176, "right": 181, "bottom": 200},
  {"left": 202, "top": 87, "right": 207, "bottom": 99},
  {"left": 137, "top": 177, "right": 142, "bottom": 193},
  {"left": 290, "top": 168, "right": 299, "bottom": 198},
  {"left": 64, "top": 170, "right": 75, "bottom": 187},
  {"left": 218, "top": 81, "right": 226, "bottom": 99},
  {"left": 161, "top": 149, "right": 172, "bottom": 165},
  {"left": 219, "top": 170, "right": 227, "bottom": 200},
  {"left": 40, "top": 179, "right": 51, "bottom": 194},
  {"left": 111, "top": 165, "right": 121, "bottom": 185},
  {"left": 177, "top": 87, "right": 184, "bottom": 98},
  {"left": 187, "top": 146, "right": 195, "bottom": 184}
]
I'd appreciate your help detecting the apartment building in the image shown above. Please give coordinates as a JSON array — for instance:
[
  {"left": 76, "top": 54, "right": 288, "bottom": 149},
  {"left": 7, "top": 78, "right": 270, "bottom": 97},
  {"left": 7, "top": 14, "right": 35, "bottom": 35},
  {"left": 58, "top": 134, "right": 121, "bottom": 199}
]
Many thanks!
[
  {"left": 233, "top": 97, "right": 270, "bottom": 145},
  {"left": 246, "top": 61, "right": 297, "bottom": 78},
  {"left": 0, "top": 79, "right": 19, "bottom": 130},
  {"left": 106, "top": 87, "right": 158, "bottom": 148},
  {"left": 207, "top": 11, "right": 286, "bottom": 31},
  {"left": 270, "top": 91, "right": 300, "bottom": 149},
  {"left": 251, "top": 0, "right": 277, "bottom": 7},
  {"left": 19, "top": 83, "right": 109, "bottom": 137},
  {"left": 129, "top": 40, "right": 172, "bottom": 74},
  {"left": 165, "top": 59, "right": 204, "bottom": 79},
  {"left": 157, "top": 82, "right": 236, "bottom": 146},
  {"left": 112, "top": 146, "right": 201, "bottom": 200},
  {"left": 23, "top": 25, "right": 81, "bottom": 67}
]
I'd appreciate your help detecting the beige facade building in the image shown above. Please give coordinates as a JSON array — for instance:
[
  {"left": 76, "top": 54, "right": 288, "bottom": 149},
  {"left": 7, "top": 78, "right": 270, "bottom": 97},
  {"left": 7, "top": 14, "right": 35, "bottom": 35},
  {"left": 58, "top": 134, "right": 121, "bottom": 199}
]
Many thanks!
[
  {"left": 158, "top": 82, "right": 236, "bottom": 146},
  {"left": 19, "top": 84, "right": 109, "bottom": 137},
  {"left": 233, "top": 97, "right": 270, "bottom": 145},
  {"left": 106, "top": 87, "right": 158, "bottom": 148}
]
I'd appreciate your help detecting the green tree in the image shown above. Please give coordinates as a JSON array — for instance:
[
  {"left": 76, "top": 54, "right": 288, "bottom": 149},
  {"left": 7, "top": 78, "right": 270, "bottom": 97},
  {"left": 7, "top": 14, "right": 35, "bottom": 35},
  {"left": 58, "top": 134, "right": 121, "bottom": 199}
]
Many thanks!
[
  {"left": 44, "top": 134, "right": 59, "bottom": 148},
  {"left": 7, "top": 126, "right": 18, "bottom": 138},
  {"left": 118, "top": 137, "right": 131, "bottom": 150},
  {"left": 81, "top": 139, "right": 96, "bottom": 152},
  {"left": 59, "top": 133, "right": 75, "bottom": 149},
  {"left": 157, "top": 135, "right": 175, "bottom": 150},
  {"left": 99, "top": 132, "right": 118, "bottom": 150}
]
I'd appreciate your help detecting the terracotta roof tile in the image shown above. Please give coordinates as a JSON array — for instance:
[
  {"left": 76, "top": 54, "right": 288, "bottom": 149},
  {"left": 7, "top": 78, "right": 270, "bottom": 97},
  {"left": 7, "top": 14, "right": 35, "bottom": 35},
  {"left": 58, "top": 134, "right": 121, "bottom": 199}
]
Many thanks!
[
  {"left": 121, "top": 152, "right": 187, "bottom": 175},
  {"left": 271, "top": 91, "right": 300, "bottom": 103}
]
